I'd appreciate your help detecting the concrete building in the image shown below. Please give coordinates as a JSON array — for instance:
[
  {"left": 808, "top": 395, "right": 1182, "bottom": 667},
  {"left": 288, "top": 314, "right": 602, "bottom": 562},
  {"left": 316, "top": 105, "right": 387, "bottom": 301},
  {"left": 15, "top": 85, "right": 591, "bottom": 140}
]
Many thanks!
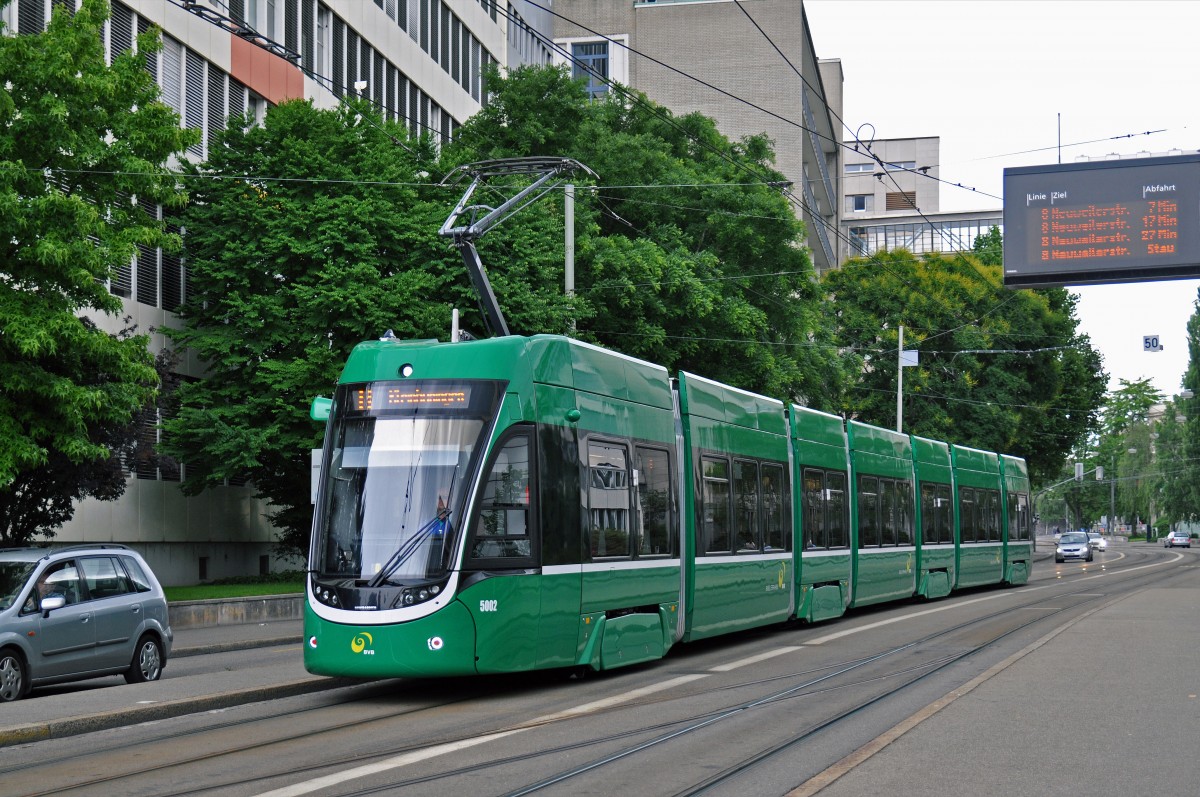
[
  {"left": 3, "top": 0, "right": 554, "bottom": 584},
  {"left": 551, "top": 0, "right": 844, "bottom": 273},
  {"left": 840, "top": 135, "right": 1002, "bottom": 260}
]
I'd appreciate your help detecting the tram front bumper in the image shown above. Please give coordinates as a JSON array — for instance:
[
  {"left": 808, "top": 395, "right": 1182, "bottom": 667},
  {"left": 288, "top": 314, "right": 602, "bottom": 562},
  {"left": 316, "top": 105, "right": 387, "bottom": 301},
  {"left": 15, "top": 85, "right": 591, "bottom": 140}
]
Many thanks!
[{"left": 304, "top": 600, "right": 478, "bottom": 678}]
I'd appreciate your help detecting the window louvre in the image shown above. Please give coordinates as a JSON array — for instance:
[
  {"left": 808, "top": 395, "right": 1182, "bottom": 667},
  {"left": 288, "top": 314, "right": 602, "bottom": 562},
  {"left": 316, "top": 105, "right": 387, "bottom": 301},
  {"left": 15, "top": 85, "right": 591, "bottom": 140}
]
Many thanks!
[
  {"left": 229, "top": 77, "right": 248, "bottom": 118},
  {"left": 885, "top": 191, "right": 917, "bottom": 211},
  {"left": 109, "top": 1, "right": 133, "bottom": 56},
  {"left": 162, "top": 37, "right": 183, "bottom": 115},
  {"left": 284, "top": 0, "right": 299, "bottom": 54},
  {"left": 301, "top": 0, "right": 314, "bottom": 68},
  {"left": 207, "top": 67, "right": 226, "bottom": 154},
  {"left": 185, "top": 51, "right": 206, "bottom": 158},
  {"left": 138, "top": 16, "right": 156, "bottom": 81},
  {"left": 332, "top": 18, "right": 344, "bottom": 97}
]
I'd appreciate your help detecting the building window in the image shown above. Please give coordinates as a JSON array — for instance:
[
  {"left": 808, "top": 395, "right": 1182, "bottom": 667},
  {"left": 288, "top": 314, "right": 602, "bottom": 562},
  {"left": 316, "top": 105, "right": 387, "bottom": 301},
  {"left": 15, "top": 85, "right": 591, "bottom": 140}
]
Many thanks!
[
  {"left": 844, "top": 162, "right": 874, "bottom": 174},
  {"left": 847, "top": 194, "right": 873, "bottom": 213},
  {"left": 572, "top": 41, "right": 608, "bottom": 98}
]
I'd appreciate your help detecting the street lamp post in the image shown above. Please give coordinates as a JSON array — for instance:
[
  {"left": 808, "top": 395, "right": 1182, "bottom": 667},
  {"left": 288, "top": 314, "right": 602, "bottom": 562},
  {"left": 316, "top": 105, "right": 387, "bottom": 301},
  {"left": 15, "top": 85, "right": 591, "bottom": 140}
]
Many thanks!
[
  {"left": 1110, "top": 454, "right": 1116, "bottom": 536},
  {"left": 1121, "top": 447, "right": 1137, "bottom": 538}
]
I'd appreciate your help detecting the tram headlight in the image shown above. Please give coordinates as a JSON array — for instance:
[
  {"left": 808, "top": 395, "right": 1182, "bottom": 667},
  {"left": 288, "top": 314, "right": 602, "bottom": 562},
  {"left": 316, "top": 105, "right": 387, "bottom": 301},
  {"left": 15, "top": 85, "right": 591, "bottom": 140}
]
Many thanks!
[
  {"left": 403, "top": 592, "right": 415, "bottom": 605},
  {"left": 418, "top": 589, "right": 430, "bottom": 601},
  {"left": 430, "top": 585, "right": 440, "bottom": 595}
]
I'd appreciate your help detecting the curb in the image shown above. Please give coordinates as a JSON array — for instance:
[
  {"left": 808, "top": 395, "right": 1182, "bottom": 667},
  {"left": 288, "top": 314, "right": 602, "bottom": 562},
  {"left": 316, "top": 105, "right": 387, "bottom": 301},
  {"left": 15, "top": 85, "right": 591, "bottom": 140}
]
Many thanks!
[
  {"left": 170, "top": 634, "right": 302, "bottom": 659},
  {"left": 0, "top": 676, "right": 360, "bottom": 750}
]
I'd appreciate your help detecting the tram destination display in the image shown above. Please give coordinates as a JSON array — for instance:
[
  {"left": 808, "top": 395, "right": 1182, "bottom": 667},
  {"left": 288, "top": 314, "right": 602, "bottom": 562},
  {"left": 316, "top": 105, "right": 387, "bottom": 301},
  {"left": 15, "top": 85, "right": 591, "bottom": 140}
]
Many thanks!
[{"left": 1003, "top": 154, "right": 1200, "bottom": 287}]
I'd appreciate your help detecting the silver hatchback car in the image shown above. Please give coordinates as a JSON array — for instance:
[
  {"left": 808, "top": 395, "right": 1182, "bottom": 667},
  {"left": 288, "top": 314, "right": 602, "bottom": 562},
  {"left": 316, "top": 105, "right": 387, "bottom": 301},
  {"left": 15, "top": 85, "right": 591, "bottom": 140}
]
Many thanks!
[{"left": 0, "top": 545, "right": 173, "bottom": 701}]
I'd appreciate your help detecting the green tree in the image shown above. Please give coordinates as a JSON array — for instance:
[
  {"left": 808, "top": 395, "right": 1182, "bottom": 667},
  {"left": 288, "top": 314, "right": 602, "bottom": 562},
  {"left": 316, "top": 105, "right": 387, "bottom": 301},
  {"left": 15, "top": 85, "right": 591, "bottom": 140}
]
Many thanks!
[
  {"left": 162, "top": 99, "right": 454, "bottom": 559},
  {"left": 0, "top": 0, "right": 194, "bottom": 545},
  {"left": 447, "top": 65, "right": 844, "bottom": 404},
  {"left": 822, "top": 249, "right": 1106, "bottom": 484},
  {"left": 1168, "top": 287, "right": 1200, "bottom": 524},
  {"left": 167, "top": 66, "right": 846, "bottom": 558},
  {"left": 972, "top": 225, "right": 1003, "bottom": 266}
]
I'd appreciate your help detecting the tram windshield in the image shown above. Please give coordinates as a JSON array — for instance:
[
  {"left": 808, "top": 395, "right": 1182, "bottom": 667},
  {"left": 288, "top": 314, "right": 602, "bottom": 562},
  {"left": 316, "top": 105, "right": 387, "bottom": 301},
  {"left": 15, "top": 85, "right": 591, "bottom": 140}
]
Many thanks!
[{"left": 312, "top": 380, "right": 504, "bottom": 584}]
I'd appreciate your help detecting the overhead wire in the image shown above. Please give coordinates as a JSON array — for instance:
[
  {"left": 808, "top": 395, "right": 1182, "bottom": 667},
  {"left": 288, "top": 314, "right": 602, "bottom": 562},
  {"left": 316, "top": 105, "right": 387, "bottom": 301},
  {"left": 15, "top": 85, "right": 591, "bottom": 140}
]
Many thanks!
[{"left": 166, "top": 0, "right": 1093, "bottom": 368}]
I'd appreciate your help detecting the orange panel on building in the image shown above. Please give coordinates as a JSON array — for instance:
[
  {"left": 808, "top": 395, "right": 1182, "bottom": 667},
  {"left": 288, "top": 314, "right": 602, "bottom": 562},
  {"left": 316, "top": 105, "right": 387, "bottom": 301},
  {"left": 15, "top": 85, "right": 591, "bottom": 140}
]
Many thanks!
[{"left": 230, "top": 37, "right": 304, "bottom": 106}]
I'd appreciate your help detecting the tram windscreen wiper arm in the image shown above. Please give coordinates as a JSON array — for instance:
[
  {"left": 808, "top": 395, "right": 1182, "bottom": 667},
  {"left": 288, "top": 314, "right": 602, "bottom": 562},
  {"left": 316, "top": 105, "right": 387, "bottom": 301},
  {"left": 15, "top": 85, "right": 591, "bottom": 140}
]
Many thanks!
[
  {"left": 367, "top": 467, "right": 458, "bottom": 589},
  {"left": 365, "top": 512, "right": 448, "bottom": 588}
]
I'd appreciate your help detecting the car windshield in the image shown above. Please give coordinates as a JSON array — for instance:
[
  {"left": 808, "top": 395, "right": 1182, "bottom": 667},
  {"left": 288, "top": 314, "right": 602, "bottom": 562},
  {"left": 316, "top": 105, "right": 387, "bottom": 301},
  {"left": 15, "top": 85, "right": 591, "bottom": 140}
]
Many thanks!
[
  {"left": 1060, "top": 532, "right": 1088, "bottom": 543},
  {"left": 0, "top": 561, "right": 36, "bottom": 610},
  {"left": 1088, "top": 532, "right": 1100, "bottom": 538}
]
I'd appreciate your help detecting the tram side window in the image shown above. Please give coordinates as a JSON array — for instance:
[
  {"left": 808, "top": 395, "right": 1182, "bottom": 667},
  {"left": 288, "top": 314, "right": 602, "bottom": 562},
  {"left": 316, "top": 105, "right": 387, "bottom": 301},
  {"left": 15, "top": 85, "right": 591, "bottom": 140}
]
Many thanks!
[
  {"left": 897, "top": 481, "right": 914, "bottom": 544},
  {"left": 734, "top": 460, "right": 760, "bottom": 551},
  {"left": 762, "top": 464, "right": 787, "bottom": 551},
  {"left": 920, "top": 483, "right": 936, "bottom": 545},
  {"left": 1020, "top": 492, "right": 1031, "bottom": 540},
  {"left": 881, "top": 479, "right": 898, "bottom": 546},
  {"left": 804, "top": 467, "right": 847, "bottom": 550},
  {"left": 827, "top": 472, "right": 848, "bottom": 548},
  {"left": 589, "top": 441, "right": 631, "bottom": 558},
  {"left": 858, "top": 475, "right": 880, "bottom": 548},
  {"left": 472, "top": 433, "right": 533, "bottom": 560},
  {"left": 635, "top": 446, "right": 674, "bottom": 557},
  {"left": 985, "top": 489, "right": 1001, "bottom": 542},
  {"left": 936, "top": 484, "right": 952, "bottom": 544},
  {"left": 921, "top": 482, "right": 952, "bottom": 545},
  {"left": 959, "top": 487, "right": 977, "bottom": 543},
  {"left": 701, "top": 456, "right": 731, "bottom": 554},
  {"left": 802, "top": 469, "right": 824, "bottom": 549},
  {"left": 1009, "top": 492, "right": 1030, "bottom": 541}
]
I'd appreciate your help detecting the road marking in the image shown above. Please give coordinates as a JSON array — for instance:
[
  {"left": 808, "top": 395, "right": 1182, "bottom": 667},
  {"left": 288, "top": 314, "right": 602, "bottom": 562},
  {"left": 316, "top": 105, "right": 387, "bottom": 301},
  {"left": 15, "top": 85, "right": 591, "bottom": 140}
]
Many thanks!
[
  {"left": 804, "top": 593, "right": 1008, "bottom": 645},
  {"left": 709, "top": 646, "right": 804, "bottom": 672},
  {"left": 252, "top": 728, "right": 527, "bottom": 797},
  {"left": 252, "top": 674, "right": 707, "bottom": 797}
]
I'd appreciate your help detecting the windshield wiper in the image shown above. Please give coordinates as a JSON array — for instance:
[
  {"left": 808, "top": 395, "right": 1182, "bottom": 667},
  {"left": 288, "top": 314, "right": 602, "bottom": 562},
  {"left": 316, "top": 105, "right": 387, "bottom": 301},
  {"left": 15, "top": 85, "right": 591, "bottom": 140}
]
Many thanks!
[{"left": 367, "top": 466, "right": 458, "bottom": 589}]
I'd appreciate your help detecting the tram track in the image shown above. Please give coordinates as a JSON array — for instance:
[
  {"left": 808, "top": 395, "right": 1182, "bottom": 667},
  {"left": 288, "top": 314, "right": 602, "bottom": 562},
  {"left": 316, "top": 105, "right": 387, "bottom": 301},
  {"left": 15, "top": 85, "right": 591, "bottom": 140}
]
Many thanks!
[
  {"left": 6, "top": 549, "right": 1188, "bottom": 797},
  {"left": 491, "top": 555, "right": 1190, "bottom": 797}
]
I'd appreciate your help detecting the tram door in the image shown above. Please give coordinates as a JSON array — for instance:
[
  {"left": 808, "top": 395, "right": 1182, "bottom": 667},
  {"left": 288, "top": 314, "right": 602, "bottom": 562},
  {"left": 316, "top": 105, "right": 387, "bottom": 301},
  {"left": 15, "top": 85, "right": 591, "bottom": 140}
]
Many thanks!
[{"left": 467, "top": 428, "right": 542, "bottom": 673}]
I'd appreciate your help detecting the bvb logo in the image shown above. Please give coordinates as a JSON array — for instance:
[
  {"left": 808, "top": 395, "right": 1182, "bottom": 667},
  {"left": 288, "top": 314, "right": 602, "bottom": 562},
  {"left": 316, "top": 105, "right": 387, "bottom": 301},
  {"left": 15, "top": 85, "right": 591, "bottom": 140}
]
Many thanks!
[
  {"left": 351, "top": 632, "right": 374, "bottom": 654},
  {"left": 777, "top": 562, "right": 786, "bottom": 591}
]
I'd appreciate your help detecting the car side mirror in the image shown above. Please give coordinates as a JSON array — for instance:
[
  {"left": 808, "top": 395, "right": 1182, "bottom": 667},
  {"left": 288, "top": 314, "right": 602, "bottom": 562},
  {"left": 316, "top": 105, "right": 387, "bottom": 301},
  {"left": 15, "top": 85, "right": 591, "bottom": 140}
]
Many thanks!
[{"left": 40, "top": 595, "right": 66, "bottom": 617}]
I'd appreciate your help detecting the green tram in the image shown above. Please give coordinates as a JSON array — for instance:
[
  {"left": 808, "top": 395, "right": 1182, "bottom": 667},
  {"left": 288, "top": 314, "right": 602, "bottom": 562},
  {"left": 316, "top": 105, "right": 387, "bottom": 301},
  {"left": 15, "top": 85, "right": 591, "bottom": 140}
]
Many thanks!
[{"left": 303, "top": 334, "right": 1033, "bottom": 679}]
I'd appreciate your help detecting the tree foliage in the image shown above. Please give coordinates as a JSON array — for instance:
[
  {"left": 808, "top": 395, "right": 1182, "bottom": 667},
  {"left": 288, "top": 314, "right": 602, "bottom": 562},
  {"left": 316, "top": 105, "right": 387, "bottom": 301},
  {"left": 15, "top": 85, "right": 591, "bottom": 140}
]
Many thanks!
[
  {"left": 822, "top": 249, "right": 1107, "bottom": 484},
  {"left": 169, "top": 67, "right": 843, "bottom": 558},
  {"left": 0, "top": 0, "right": 193, "bottom": 544},
  {"left": 162, "top": 99, "right": 447, "bottom": 558},
  {"left": 447, "top": 65, "right": 843, "bottom": 404}
]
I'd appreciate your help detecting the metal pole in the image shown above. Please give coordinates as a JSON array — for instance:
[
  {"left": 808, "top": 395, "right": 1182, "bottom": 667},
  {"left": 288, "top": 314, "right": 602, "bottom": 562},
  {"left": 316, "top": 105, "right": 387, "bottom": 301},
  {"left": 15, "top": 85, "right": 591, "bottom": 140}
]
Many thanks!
[
  {"left": 565, "top": 184, "right": 575, "bottom": 334},
  {"left": 896, "top": 324, "right": 904, "bottom": 433},
  {"left": 1110, "top": 456, "right": 1116, "bottom": 537}
]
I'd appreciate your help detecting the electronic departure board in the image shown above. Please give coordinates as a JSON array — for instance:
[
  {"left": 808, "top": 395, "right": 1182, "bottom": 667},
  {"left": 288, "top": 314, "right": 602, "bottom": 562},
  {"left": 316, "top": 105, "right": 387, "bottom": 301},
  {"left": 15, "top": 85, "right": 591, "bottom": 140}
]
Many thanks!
[{"left": 1002, "top": 154, "right": 1200, "bottom": 287}]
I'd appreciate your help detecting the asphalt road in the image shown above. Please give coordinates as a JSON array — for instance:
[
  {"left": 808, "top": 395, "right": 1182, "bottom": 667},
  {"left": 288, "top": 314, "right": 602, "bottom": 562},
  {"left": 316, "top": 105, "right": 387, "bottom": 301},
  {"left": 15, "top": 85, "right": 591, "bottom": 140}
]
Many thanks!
[{"left": 2, "top": 538, "right": 1195, "bottom": 797}]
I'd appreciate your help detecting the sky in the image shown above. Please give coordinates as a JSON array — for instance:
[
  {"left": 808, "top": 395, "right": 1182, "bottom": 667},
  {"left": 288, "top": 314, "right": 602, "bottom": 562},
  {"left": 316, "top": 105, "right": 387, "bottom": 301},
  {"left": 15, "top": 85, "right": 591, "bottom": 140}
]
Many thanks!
[{"left": 804, "top": 0, "right": 1200, "bottom": 398}]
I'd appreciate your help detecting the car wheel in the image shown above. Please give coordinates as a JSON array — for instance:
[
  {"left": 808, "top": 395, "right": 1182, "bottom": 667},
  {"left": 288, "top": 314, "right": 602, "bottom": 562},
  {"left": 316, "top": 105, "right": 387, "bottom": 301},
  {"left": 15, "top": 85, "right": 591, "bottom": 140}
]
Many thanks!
[
  {"left": 0, "top": 649, "right": 28, "bottom": 702},
  {"left": 124, "top": 635, "right": 163, "bottom": 684}
]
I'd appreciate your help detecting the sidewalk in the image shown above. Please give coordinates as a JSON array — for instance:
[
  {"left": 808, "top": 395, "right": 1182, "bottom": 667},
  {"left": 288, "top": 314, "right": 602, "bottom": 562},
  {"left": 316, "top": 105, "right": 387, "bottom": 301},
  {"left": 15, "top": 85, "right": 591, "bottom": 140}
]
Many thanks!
[{"left": 0, "top": 619, "right": 360, "bottom": 748}]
